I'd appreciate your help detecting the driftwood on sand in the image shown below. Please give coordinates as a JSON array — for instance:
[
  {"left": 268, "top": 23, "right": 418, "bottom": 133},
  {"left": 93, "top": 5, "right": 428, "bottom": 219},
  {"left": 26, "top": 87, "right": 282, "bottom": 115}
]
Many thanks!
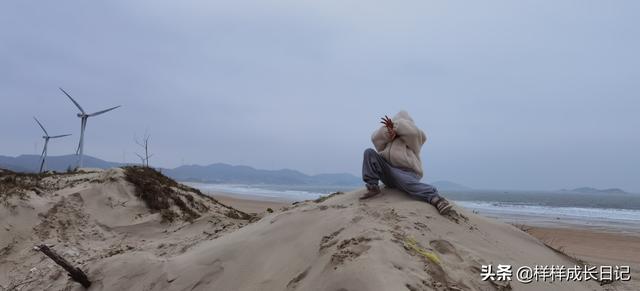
[{"left": 34, "top": 244, "right": 91, "bottom": 288}]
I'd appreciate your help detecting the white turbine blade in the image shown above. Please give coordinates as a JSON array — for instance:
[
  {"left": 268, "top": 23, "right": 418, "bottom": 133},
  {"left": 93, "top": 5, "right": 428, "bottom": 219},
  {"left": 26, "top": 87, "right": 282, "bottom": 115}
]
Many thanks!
[
  {"left": 89, "top": 105, "right": 121, "bottom": 117},
  {"left": 59, "top": 87, "right": 86, "bottom": 114},
  {"left": 50, "top": 134, "right": 72, "bottom": 138},
  {"left": 33, "top": 117, "right": 48, "bottom": 136}
]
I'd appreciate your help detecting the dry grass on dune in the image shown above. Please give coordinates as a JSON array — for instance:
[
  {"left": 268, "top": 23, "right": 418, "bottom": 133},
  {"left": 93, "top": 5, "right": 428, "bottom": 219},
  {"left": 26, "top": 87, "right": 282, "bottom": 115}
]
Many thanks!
[
  {"left": 0, "top": 168, "right": 103, "bottom": 203},
  {"left": 0, "top": 169, "right": 68, "bottom": 208},
  {"left": 122, "top": 166, "right": 252, "bottom": 222},
  {"left": 0, "top": 169, "right": 42, "bottom": 200},
  {"left": 0, "top": 166, "right": 253, "bottom": 223}
]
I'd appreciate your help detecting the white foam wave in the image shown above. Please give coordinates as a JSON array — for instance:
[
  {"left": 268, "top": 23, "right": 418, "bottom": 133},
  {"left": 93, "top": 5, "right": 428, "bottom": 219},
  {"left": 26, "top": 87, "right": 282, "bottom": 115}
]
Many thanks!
[{"left": 184, "top": 182, "right": 324, "bottom": 201}]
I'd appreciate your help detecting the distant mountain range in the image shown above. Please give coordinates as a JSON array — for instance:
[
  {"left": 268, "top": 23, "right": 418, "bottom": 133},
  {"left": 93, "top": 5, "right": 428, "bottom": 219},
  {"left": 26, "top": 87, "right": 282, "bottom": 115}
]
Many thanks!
[
  {"left": 560, "top": 187, "right": 628, "bottom": 194},
  {"left": 0, "top": 154, "right": 477, "bottom": 190},
  {"left": 0, "top": 154, "right": 362, "bottom": 186},
  {"left": 163, "top": 164, "right": 361, "bottom": 186},
  {"left": 0, "top": 154, "right": 123, "bottom": 172}
]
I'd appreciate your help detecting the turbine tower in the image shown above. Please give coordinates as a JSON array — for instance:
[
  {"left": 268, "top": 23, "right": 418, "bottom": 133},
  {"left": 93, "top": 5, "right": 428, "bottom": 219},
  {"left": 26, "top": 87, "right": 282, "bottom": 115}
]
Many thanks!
[
  {"left": 59, "top": 88, "right": 121, "bottom": 168},
  {"left": 34, "top": 117, "right": 71, "bottom": 173}
]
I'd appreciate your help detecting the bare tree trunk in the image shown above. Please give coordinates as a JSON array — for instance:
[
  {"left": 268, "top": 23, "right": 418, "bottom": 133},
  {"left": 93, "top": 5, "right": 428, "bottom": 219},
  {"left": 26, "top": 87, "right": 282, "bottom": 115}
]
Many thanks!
[
  {"left": 135, "top": 131, "right": 153, "bottom": 168},
  {"left": 35, "top": 244, "right": 91, "bottom": 288},
  {"left": 144, "top": 139, "right": 149, "bottom": 167}
]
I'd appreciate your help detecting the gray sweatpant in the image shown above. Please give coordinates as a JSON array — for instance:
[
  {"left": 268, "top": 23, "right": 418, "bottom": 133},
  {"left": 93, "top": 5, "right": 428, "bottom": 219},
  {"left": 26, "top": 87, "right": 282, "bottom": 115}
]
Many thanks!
[{"left": 362, "top": 148, "right": 441, "bottom": 203}]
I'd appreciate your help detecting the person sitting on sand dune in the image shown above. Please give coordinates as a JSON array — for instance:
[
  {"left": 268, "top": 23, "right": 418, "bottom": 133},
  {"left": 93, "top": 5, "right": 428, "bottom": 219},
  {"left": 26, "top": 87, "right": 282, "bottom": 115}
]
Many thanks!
[{"left": 360, "top": 110, "right": 453, "bottom": 215}]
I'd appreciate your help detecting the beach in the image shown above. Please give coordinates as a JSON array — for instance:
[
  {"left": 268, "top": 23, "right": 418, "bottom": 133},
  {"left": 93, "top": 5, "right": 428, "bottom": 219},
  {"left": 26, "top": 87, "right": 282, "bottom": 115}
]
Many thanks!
[
  {"left": 525, "top": 226, "right": 640, "bottom": 267},
  {"left": 212, "top": 194, "right": 291, "bottom": 214}
]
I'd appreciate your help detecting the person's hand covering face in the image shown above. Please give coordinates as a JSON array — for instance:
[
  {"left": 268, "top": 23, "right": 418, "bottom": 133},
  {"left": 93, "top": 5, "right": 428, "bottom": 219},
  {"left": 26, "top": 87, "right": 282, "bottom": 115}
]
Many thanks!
[{"left": 380, "top": 115, "right": 396, "bottom": 140}]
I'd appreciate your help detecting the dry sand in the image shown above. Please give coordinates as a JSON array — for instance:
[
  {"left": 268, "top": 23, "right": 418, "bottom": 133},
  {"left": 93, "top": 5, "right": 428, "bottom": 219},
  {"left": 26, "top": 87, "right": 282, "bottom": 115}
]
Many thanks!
[{"left": 1, "top": 169, "right": 634, "bottom": 290}]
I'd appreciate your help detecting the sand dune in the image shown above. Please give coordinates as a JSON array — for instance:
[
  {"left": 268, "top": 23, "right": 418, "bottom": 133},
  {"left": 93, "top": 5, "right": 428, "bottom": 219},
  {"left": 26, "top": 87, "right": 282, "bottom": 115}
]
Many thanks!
[
  {"left": 0, "top": 168, "right": 253, "bottom": 290},
  {"left": 0, "top": 168, "right": 624, "bottom": 290},
  {"left": 113, "top": 189, "right": 606, "bottom": 291}
]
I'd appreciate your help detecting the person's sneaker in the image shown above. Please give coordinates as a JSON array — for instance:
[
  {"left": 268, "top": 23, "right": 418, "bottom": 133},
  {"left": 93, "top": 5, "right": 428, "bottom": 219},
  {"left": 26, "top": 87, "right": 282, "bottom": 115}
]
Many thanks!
[
  {"left": 360, "top": 184, "right": 381, "bottom": 200},
  {"left": 432, "top": 197, "right": 453, "bottom": 215}
]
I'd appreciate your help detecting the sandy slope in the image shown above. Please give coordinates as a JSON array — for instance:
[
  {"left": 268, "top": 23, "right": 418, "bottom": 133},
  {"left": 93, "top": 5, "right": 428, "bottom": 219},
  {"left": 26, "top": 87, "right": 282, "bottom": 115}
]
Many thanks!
[{"left": 90, "top": 189, "right": 606, "bottom": 291}]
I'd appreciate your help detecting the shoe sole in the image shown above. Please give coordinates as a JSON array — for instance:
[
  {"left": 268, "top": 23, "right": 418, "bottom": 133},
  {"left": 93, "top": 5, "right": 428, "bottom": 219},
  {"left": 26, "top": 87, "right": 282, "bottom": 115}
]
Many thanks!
[{"left": 438, "top": 204, "right": 453, "bottom": 215}]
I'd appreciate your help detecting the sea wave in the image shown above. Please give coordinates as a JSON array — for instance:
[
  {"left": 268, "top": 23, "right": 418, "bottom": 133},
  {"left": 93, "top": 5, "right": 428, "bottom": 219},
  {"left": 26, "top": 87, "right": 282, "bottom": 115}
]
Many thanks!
[
  {"left": 184, "top": 182, "right": 326, "bottom": 201},
  {"left": 456, "top": 200, "right": 640, "bottom": 232},
  {"left": 456, "top": 201, "right": 640, "bottom": 221}
]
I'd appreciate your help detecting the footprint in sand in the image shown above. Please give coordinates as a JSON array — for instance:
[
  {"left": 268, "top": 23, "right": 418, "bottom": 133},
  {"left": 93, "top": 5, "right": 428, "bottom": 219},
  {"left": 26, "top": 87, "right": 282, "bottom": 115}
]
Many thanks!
[
  {"left": 427, "top": 240, "right": 500, "bottom": 291},
  {"left": 329, "top": 237, "right": 372, "bottom": 268},
  {"left": 429, "top": 239, "right": 463, "bottom": 262},
  {"left": 413, "top": 221, "right": 430, "bottom": 231},
  {"left": 286, "top": 266, "right": 311, "bottom": 290},
  {"left": 319, "top": 228, "right": 345, "bottom": 252}
]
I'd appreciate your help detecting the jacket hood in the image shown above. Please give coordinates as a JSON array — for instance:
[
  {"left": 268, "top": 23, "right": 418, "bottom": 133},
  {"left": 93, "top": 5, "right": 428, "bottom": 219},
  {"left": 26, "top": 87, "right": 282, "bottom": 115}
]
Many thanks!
[{"left": 393, "top": 110, "right": 414, "bottom": 123}]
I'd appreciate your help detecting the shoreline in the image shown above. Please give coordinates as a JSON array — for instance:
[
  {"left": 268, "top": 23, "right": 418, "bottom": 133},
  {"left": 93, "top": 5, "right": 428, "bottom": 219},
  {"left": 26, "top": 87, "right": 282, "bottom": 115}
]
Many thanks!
[{"left": 211, "top": 193, "right": 291, "bottom": 214}]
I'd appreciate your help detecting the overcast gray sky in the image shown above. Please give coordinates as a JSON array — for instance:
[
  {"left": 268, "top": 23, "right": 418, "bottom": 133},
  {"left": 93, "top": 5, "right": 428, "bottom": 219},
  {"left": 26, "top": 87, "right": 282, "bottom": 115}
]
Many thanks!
[{"left": 1, "top": 1, "right": 638, "bottom": 191}]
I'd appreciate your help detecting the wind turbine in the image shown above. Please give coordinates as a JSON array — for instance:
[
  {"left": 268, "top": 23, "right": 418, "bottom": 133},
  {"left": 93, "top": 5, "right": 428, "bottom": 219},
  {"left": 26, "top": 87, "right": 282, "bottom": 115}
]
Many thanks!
[
  {"left": 59, "top": 87, "right": 121, "bottom": 168},
  {"left": 34, "top": 117, "right": 71, "bottom": 173}
]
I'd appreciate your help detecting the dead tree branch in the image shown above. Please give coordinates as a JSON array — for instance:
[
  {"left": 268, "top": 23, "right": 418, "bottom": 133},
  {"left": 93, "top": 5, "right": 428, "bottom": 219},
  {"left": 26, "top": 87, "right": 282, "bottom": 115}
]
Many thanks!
[
  {"left": 34, "top": 244, "right": 91, "bottom": 288},
  {"left": 134, "top": 131, "right": 153, "bottom": 168}
]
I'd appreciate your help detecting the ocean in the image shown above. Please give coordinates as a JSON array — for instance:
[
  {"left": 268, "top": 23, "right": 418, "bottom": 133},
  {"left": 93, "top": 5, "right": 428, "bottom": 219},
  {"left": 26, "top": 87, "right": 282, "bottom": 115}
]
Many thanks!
[{"left": 186, "top": 182, "right": 640, "bottom": 233}]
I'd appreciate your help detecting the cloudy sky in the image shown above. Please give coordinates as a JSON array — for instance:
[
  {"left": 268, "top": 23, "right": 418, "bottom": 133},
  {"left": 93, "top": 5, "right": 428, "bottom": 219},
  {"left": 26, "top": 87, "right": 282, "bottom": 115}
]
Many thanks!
[{"left": 2, "top": 1, "right": 638, "bottom": 191}]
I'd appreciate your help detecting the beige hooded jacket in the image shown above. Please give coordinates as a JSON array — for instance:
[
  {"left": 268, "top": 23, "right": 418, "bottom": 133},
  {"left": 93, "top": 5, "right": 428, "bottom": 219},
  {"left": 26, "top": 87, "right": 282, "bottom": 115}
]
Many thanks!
[{"left": 371, "top": 111, "right": 427, "bottom": 178}]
